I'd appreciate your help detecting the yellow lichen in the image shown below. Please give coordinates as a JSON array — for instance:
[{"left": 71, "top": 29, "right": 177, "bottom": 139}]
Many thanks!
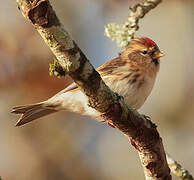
[{"left": 49, "top": 57, "right": 66, "bottom": 78}]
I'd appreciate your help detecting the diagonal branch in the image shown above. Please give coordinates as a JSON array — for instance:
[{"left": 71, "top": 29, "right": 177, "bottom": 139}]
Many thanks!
[{"left": 14, "top": 0, "right": 189, "bottom": 179}]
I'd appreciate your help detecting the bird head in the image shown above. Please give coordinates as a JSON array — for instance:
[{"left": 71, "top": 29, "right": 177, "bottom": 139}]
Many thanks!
[{"left": 121, "top": 37, "right": 164, "bottom": 76}]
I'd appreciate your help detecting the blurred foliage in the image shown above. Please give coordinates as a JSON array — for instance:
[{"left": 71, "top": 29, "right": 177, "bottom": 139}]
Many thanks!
[{"left": 0, "top": 0, "right": 194, "bottom": 180}]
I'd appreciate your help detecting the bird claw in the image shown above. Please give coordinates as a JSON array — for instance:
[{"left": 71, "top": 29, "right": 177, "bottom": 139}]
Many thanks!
[
  {"left": 115, "top": 92, "right": 124, "bottom": 101},
  {"left": 142, "top": 114, "right": 151, "bottom": 121},
  {"left": 141, "top": 114, "right": 157, "bottom": 128},
  {"left": 107, "top": 122, "right": 115, "bottom": 128},
  {"left": 130, "top": 138, "right": 139, "bottom": 150}
]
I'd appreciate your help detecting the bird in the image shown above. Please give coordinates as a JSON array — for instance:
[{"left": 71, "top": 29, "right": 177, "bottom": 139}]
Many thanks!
[{"left": 12, "top": 37, "right": 164, "bottom": 126}]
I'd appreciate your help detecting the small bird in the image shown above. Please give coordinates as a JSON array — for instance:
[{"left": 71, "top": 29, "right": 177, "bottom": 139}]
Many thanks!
[{"left": 12, "top": 37, "right": 164, "bottom": 126}]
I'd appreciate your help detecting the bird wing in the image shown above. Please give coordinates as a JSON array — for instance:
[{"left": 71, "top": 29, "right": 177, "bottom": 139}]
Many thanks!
[
  {"left": 97, "top": 57, "right": 125, "bottom": 76},
  {"left": 52, "top": 82, "right": 79, "bottom": 98},
  {"left": 58, "top": 57, "right": 123, "bottom": 94}
]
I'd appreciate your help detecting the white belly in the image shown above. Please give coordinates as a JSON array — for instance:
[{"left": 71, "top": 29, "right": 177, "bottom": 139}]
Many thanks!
[{"left": 106, "top": 75, "right": 156, "bottom": 109}]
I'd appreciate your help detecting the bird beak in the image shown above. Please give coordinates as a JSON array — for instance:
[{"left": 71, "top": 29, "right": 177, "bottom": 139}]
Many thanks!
[{"left": 153, "top": 52, "right": 164, "bottom": 59}]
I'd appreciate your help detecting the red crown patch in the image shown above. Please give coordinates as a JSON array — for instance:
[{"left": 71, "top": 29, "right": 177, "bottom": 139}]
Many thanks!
[{"left": 144, "top": 38, "right": 156, "bottom": 48}]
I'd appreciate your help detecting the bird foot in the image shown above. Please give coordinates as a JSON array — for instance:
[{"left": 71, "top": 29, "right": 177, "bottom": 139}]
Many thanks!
[
  {"left": 130, "top": 138, "right": 138, "bottom": 150},
  {"left": 141, "top": 114, "right": 157, "bottom": 128},
  {"left": 107, "top": 122, "right": 115, "bottom": 128},
  {"left": 142, "top": 114, "right": 151, "bottom": 121}
]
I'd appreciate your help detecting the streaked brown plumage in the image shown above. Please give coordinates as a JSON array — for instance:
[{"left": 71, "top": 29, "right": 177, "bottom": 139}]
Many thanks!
[{"left": 12, "top": 37, "right": 164, "bottom": 126}]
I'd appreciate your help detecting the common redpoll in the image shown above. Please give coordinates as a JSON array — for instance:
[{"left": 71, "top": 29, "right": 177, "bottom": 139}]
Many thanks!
[{"left": 12, "top": 37, "right": 164, "bottom": 126}]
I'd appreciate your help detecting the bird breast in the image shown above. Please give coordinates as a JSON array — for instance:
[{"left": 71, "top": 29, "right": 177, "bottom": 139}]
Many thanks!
[{"left": 104, "top": 73, "right": 156, "bottom": 110}]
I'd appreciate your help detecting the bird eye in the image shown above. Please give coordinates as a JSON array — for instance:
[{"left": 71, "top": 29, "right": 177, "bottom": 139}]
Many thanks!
[{"left": 141, "top": 50, "right": 148, "bottom": 55}]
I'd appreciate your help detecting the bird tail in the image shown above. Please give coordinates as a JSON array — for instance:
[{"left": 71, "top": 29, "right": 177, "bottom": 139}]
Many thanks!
[{"left": 11, "top": 102, "right": 57, "bottom": 126}]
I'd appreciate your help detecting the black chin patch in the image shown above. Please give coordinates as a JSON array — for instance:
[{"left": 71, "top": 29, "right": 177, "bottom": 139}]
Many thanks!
[{"left": 152, "top": 59, "right": 159, "bottom": 65}]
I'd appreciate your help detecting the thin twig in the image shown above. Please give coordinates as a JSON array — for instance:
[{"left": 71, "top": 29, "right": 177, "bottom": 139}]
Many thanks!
[
  {"left": 166, "top": 153, "right": 193, "bottom": 180},
  {"left": 105, "top": 0, "right": 162, "bottom": 48}
]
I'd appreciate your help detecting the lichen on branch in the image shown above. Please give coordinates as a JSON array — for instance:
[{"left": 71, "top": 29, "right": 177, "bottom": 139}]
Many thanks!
[
  {"left": 104, "top": 0, "right": 162, "bottom": 48},
  {"left": 49, "top": 57, "right": 66, "bottom": 77},
  {"left": 166, "top": 153, "right": 194, "bottom": 180}
]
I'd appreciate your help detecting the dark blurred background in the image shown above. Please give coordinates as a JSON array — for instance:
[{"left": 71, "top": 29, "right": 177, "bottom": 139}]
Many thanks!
[{"left": 0, "top": 0, "right": 194, "bottom": 179}]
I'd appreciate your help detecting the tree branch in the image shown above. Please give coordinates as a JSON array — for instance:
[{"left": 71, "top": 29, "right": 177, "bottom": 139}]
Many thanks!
[
  {"left": 166, "top": 153, "right": 193, "bottom": 180},
  {"left": 14, "top": 0, "right": 190, "bottom": 179}
]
